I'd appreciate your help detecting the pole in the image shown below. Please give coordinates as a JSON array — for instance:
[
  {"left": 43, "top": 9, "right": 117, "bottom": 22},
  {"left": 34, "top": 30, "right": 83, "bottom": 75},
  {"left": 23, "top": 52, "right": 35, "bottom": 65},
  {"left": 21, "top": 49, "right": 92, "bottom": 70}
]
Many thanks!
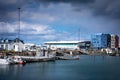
[
  {"left": 18, "top": 8, "right": 20, "bottom": 40},
  {"left": 78, "top": 28, "right": 80, "bottom": 41},
  {"left": 18, "top": 8, "right": 20, "bottom": 52}
]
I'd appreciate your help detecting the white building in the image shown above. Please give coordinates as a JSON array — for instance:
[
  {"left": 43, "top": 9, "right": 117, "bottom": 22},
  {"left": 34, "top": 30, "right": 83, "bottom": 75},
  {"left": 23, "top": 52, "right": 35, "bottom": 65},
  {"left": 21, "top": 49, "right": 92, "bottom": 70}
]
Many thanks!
[
  {"left": 24, "top": 43, "right": 35, "bottom": 51},
  {"left": 44, "top": 41, "right": 82, "bottom": 49},
  {"left": 0, "top": 38, "right": 24, "bottom": 52}
]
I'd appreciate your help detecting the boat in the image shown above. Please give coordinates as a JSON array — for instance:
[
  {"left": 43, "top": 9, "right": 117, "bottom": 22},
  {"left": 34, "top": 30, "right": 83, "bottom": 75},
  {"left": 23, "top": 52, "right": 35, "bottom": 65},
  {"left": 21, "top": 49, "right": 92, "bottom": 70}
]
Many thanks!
[
  {"left": 58, "top": 55, "right": 80, "bottom": 60},
  {"left": 0, "top": 58, "right": 10, "bottom": 64},
  {"left": 0, "top": 57, "right": 14, "bottom": 64},
  {"left": 12, "top": 56, "right": 26, "bottom": 64}
]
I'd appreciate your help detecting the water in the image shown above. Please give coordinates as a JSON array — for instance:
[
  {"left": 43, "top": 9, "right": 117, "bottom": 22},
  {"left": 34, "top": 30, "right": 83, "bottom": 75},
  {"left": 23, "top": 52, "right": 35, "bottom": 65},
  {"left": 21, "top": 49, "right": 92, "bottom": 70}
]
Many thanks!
[{"left": 0, "top": 55, "right": 120, "bottom": 80}]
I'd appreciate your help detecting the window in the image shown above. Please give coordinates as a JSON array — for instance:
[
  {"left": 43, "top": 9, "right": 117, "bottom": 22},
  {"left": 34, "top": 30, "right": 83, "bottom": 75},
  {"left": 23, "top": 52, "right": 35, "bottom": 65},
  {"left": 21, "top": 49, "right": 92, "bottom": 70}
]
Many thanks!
[
  {"left": 1, "top": 45, "right": 4, "bottom": 49},
  {"left": 5, "top": 45, "right": 8, "bottom": 50},
  {"left": 14, "top": 45, "right": 15, "bottom": 49}
]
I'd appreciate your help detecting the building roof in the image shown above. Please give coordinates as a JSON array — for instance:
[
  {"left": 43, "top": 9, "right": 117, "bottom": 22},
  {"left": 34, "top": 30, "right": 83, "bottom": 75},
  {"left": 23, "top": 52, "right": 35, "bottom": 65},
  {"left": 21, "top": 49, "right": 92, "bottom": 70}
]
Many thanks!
[
  {"left": 45, "top": 40, "right": 86, "bottom": 44},
  {"left": 13, "top": 38, "right": 24, "bottom": 44},
  {"left": 24, "top": 43, "right": 35, "bottom": 46},
  {"left": 0, "top": 38, "right": 24, "bottom": 44},
  {"left": 0, "top": 38, "right": 13, "bottom": 44}
]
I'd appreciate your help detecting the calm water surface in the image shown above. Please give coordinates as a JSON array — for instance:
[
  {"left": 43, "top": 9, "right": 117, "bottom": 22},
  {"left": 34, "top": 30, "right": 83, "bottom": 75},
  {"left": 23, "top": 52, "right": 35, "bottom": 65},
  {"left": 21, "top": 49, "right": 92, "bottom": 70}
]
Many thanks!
[{"left": 0, "top": 55, "right": 120, "bottom": 80}]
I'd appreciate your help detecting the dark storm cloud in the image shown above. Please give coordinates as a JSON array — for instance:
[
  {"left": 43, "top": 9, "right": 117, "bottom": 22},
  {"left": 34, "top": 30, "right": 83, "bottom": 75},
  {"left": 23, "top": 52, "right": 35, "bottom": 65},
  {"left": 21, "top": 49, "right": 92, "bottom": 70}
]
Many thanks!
[
  {"left": 0, "top": 0, "right": 34, "bottom": 22},
  {"left": 0, "top": 0, "right": 120, "bottom": 21},
  {"left": 37, "top": 0, "right": 120, "bottom": 35},
  {"left": 37, "top": 0, "right": 120, "bottom": 19},
  {"left": 37, "top": 0, "right": 95, "bottom": 3},
  {"left": 93, "top": 0, "right": 120, "bottom": 19}
]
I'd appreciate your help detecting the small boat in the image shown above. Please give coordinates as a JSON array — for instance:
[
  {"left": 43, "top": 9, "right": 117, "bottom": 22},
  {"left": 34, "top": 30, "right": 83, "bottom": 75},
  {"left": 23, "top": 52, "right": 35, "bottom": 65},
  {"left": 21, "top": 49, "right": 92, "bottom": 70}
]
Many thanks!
[
  {"left": 0, "top": 57, "right": 14, "bottom": 64},
  {"left": 0, "top": 58, "right": 10, "bottom": 64},
  {"left": 58, "top": 55, "right": 80, "bottom": 60},
  {"left": 12, "top": 56, "right": 26, "bottom": 64}
]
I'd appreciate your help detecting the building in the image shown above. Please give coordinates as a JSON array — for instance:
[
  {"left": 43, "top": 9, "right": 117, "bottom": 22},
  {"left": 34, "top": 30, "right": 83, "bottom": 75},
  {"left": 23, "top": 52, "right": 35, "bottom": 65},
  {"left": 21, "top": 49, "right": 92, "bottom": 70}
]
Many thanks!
[
  {"left": 13, "top": 38, "right": 24, "bottom": 52},
  {"left": 44, "top": 41, "right": 81, "bottom": 49},
  {"left": 91, "top": 33, "right": 108, "bottom": 49},
  {"left": 107, "top": 34, "right": 111, "bottom": 48},
  {"left": 111, "top": 35, "right": 119, "bottom": 48},
  {"left": 0, "top": 38, "right": 13, "bottom": 50},
  {"left": 0, "top": 38, "right": 24, "bottom": 52},
  {"left": 24, "top": 43, "right": 35, "bottom": 51},
  {"left": 78, "top": 41, "right": 91, "bottom": 50}
]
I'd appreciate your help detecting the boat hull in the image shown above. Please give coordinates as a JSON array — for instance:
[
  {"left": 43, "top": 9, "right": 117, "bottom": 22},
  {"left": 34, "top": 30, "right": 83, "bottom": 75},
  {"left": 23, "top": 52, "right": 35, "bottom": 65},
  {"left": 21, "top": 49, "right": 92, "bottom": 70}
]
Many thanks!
[{"left": 0, "top": 59, "right": 10, "bottom": 64}]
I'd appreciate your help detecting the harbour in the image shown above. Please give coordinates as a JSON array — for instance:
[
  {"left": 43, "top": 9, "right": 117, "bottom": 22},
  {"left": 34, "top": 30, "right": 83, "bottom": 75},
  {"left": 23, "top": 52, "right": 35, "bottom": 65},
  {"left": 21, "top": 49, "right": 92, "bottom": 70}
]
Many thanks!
[
  {"left": 0, "top": 55, "right": 120, "bottom": 80},
  {"left": 0, "top": 0, "right": 120, "bottom": 80}
]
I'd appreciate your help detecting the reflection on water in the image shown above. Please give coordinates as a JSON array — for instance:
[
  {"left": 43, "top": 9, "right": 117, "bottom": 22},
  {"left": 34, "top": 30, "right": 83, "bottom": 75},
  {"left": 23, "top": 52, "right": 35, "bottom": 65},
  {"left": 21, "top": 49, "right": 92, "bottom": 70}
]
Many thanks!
[
  {"left": 0, "top": 55, "right": 120, "bottom": 80},
  {"left": 0, "top": 64, "right": 25, "bottom": 80},
  {"left": 0, "top": 65, "right": 9, "bottom": 75}
]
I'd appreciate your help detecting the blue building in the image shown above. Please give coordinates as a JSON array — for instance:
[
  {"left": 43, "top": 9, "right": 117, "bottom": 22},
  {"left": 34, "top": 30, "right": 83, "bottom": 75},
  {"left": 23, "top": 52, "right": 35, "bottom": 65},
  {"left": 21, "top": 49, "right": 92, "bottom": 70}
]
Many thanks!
[{"left": 91, "top": 33, "right": 108, "bottom": 49}]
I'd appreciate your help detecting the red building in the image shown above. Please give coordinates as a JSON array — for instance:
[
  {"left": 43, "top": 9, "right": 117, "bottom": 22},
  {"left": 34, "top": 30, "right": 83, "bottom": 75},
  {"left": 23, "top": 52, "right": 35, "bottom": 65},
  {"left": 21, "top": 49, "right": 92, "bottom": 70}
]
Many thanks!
[
  {"left": 111, "top": 35, "right": 119, "bottom": 48},
  {"left": 115, "top": 35, "right": 119, "bottom": 48}
]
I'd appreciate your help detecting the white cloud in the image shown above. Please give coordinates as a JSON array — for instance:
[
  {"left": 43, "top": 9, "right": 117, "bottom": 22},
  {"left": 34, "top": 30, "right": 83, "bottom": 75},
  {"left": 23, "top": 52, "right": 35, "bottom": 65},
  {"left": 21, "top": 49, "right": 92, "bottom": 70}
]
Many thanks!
[
  {"left": 0, "top": 21, "right": 55, "bottom": 35},
  {"left": 0, "top": 21, "right": 73, "bottom": 42},
  {"left": 22, "top": 9, "right": 56, "bottom": 23},
  {"left": 0, "top": 22, "right": 17, "bottom": 33},
  {"left": 20, "top": 22, "right": 55, "bottom": 35}
]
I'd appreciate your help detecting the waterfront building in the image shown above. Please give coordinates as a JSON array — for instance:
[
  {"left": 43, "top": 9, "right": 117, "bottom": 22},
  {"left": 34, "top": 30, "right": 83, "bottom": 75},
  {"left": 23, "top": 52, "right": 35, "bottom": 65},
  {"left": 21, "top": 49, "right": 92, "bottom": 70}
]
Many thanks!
[
  {"left": 107, "top": 34, "right": 111, "bottom": 48},
  {"left": 111, "top": 34, "right": 119, "bottom": 48},
  {"left": 0, "top": 38, "right": 24, "bottom": 52},
  {"left": 44, "top": 41, "right": 82, "bottom": 49},
  {"left": 24, "top": 43, "right": 35, "bottom": 51},
  {"left": 13, "top": 38, "right": 24, "bottom": 52},
  {"left": 0, "top": 38, "right": 13, "bottom": 50},
  {"left": 78, "top": 41, "right": 91, "bottom": 50},
  {"left": 91, "top": 33, "right": 108, "bottom": 49}
]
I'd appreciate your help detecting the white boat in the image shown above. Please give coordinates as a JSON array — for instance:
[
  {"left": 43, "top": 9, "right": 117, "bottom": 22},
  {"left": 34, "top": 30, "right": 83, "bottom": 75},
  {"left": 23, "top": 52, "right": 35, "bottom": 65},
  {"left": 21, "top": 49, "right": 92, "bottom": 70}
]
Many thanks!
[
  {"left": 12, "top": 56, "right": 26, "bottom": 64},
  {"left": 0, "top": 58, "right": 14, "bottom": 64},
  {"left": 0, "top": 59, "right": 10, "bottom": 64}
]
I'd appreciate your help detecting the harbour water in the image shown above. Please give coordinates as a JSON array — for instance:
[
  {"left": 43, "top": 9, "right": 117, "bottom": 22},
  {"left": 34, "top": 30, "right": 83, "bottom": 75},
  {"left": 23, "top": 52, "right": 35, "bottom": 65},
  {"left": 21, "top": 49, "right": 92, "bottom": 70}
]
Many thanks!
[{"left": 0, "top": 55, "right": 120, "bottom": 80}]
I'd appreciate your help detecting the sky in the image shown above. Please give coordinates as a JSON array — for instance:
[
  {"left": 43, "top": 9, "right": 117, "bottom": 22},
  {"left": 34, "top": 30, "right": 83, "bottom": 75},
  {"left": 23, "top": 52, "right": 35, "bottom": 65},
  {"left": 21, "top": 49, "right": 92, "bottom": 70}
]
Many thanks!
[{"left": 0, "top": 0, "right": 120, "bottom": 44}]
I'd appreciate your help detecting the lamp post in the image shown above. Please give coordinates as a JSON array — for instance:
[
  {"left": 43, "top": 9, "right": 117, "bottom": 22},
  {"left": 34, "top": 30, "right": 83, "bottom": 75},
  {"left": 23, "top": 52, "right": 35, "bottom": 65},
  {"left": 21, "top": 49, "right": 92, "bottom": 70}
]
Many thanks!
[{"left": 18, "top": 8, "right": 21, "bottom": 53}]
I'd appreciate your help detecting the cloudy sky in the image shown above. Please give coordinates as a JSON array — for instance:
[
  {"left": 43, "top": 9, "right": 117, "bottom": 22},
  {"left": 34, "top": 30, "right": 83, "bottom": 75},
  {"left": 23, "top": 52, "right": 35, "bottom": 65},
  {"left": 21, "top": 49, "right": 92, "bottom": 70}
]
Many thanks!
[{"left": 0, "top": 0, "right": 120, "bottom": 44}]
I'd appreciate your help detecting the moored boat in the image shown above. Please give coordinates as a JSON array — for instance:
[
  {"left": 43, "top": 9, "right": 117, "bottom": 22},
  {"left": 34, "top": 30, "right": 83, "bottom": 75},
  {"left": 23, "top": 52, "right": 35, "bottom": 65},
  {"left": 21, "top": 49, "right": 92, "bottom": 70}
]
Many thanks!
[
  {"left": 0, "top": 57, "right": 14, "bottom": 64},
  {"left": 0, "top": 59, "right": 10, "bottom": 64},
  {"left": 12, "top": 56, "right": 26, "bottom": 64}
]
